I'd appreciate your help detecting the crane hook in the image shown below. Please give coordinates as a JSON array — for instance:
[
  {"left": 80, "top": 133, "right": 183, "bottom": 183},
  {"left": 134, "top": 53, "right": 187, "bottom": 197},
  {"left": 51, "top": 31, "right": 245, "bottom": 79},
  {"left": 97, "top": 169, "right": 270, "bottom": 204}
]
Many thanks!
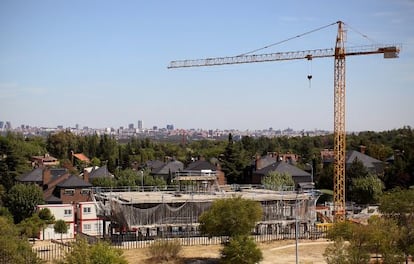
[{"left": 306, "top": 54, "right": 313, "bottom": 88}]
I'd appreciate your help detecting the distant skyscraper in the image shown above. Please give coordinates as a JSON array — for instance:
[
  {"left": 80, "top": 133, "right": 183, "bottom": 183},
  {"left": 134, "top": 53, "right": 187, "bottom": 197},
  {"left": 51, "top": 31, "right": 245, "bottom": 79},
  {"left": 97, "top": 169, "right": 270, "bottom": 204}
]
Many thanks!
[
  {"left": 0, "top": 121, "right": 4, "bottom": 129},
  {"left": 138, "top": 120, "right": 143, "bottom": 130},
  {"left": 166, "top": 124, "right": 174, "bottom": 130},
  {"left": 128, "top": 123, "right": 134, "bottom": 129},
  {"left": 4, "top": 121, "right": 11, "bottom": 130}
]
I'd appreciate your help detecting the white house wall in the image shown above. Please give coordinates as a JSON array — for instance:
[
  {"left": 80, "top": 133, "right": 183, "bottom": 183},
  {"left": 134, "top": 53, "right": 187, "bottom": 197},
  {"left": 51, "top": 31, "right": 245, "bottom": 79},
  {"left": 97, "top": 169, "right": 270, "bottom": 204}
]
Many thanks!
[
  {"left": 37, "top": 204, "right": 75, "bottom": 240},
  {"left": 77, "top": 201, "right": 109, "bottom": 236}
]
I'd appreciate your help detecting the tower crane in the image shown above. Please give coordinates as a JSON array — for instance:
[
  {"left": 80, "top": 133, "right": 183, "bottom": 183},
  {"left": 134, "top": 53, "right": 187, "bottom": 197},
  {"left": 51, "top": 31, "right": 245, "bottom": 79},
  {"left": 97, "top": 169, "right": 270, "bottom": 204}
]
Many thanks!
[{"left": 168, "top": 21, "right": 400, "bottom": 222}]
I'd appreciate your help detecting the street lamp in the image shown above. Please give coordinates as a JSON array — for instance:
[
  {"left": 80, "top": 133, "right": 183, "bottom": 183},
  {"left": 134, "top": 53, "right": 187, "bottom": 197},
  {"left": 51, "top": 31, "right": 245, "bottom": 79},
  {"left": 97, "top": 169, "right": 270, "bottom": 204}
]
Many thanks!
[
  {"left": 140, "top": 170, "right": 144, "bottom": 192},
  {"left": 295, "top": 191, "right": 299, "bottom": 264}
]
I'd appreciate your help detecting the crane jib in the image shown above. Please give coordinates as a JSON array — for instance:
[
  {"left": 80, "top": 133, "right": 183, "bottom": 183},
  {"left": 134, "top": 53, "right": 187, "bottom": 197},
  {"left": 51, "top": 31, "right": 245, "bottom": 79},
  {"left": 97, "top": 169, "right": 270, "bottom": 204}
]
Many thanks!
[{"left": 168, "top": 44, "right": 400, "bottom": 68}]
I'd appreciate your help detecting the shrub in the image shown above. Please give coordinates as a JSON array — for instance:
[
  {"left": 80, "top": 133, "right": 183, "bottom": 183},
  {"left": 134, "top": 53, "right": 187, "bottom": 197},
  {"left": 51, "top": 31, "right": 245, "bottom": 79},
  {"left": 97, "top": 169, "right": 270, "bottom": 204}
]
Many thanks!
[
  {"left": 220, "top": 235, "right": 263, "bottom": 264},
  {"left": 148, "top": 239, "right": 182, "bottom": 262}
]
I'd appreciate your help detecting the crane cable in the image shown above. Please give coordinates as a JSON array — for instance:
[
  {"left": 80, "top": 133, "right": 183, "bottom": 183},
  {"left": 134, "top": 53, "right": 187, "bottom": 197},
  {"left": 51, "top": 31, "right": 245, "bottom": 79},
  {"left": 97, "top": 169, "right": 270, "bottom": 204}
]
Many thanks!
[{"left": 236, "top": 21, "right": 338, "bottom": 56}]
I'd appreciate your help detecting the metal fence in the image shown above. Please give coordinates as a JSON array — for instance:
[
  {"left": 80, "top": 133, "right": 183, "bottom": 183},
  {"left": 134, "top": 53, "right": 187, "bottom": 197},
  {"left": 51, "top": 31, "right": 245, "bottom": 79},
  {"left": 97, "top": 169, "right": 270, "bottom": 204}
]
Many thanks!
[{"left": 33, "top": 226, "right": 328, "bottom": 262}]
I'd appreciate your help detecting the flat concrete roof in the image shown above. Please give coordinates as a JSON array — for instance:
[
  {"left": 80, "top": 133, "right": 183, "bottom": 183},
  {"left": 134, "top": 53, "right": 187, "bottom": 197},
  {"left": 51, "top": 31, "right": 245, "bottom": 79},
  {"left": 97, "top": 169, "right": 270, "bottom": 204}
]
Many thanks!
[{"left": 96, "top": 189, "right": 315, "bottom": 204}]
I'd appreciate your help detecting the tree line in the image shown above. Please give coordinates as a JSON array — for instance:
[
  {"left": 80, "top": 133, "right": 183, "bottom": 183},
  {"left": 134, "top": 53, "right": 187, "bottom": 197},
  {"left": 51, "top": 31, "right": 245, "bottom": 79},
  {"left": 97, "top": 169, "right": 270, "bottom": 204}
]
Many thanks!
[{"left": 1, "top": 126, "right": 413, "bottom": 190}]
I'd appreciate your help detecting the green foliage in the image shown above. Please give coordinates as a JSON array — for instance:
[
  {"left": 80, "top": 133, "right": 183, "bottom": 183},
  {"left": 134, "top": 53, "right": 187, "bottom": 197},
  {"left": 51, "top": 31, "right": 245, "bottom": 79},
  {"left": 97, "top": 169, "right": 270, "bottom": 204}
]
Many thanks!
[
  {"left": 143, "top": 174, "right": 167, "bottom": 188},
  {"left": 17, "top": 213, "right": 43, "bottom": 242},
  {"left": 115, "top": 168, "right": 138, "bottom": 186},
  {"left": 58, "top": 238, "right": 127, "bottom": 264},
  {"left": 199, "top": 196, "right": 262, "bottom": 238},
  {"left": 379, "top": 189, "right": 414, "bottom": 262},
  {"left": 148, "top": 239, "right": 182, "bottom": 263},
  {"left": 325, "top": 216, "right": 408, "bottom": 264},
  {"left": 220, "top": 134, "right": 249, "bottom": 184},
  {"left": 325, "top": 222, "right": 371, "bottom": 264},
  {"left": 46, "top": 131, "right": 78, "bottom": 160},
  {"left": 38, "top": 207, "right": 55, "bottom": 225},
  {"left": 54, "top": 219, "right": 68, "bottom": 242},
  {"left": 323, "top": 238, "right": 349, "bottom": 264},
  {"left": 90, "top": 157, "right": 100, "bottom": 167},
  {"left": 262, "top": 171, "right": 294, "bottom": 190},
  {"left": 367, "top": 216, "right": 404, "bottom": 263},
  {"left": 326, "top": 221, "right": 354, "bottom": 241},
  {"left": 90, "top": 177, "right": 116, "bottom": 187},
  {"left": 0, "top": 216, "right": 43, "bottom": 264},
  {"left": 4, "top": 183, "right": 44, "bottom": 223},
  {"left": 350, "top": 174, "right": 384, "bottom": 204},
  {"left": 220, "top": 235, "right": 263, "bottom": 264}
]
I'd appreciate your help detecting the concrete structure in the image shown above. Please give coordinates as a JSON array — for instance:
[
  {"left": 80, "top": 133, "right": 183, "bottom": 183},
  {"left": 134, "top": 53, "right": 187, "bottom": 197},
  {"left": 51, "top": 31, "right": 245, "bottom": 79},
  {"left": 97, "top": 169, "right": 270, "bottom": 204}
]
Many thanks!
[{"left": 93, "top": 185, "right": 320, "bottom": 238}]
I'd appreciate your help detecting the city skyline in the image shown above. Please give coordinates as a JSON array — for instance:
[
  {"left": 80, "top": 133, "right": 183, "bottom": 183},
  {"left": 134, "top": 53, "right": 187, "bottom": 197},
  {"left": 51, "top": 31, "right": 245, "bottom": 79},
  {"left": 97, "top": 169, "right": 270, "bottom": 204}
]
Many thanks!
[{"left": 1, "top": 1, "right": 413, "bottom": 131}]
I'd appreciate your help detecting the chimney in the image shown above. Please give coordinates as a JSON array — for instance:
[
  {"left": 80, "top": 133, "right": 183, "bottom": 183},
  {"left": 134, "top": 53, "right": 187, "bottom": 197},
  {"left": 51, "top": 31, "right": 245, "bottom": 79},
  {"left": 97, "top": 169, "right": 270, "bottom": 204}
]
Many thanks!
[
  {"left": 42, "top": 167, "right": 51, "bottom": 185},
  {"left": 360, "top": 145, "right": 366, "bottom": 154},
  {"left": 255, "top": 154, "right": 262, "bottom": 170},
  {"left": 83, "top": 169, "right": 89, "bottom": 183}
]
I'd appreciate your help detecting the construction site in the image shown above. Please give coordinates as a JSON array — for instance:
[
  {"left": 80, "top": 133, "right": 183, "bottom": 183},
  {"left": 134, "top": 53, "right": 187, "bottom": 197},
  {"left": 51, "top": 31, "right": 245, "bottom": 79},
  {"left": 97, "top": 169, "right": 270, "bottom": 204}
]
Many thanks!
[{"left": 93, "top": 171, "right": 320, "bottom": 239}]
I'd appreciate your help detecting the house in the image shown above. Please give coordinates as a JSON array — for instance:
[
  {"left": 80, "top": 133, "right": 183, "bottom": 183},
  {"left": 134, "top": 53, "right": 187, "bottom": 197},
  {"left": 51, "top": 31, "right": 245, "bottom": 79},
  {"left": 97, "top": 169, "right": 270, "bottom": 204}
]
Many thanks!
[
  {"left": 18, "top": 167, "right": 92, "bottom": 204},
  {"left": 184, "top": 159, "right": 226, "bottom": 185},
  {"left": 31, "top": 153, "right": 59, "bottom": 167},
  {"left": 37, "top": 204, "right": 75, "bottom": 240},
  {"left": 18, "top": 167, "right": 68, "bottom": 190},
  {"left": 252, "top": 161, "right": 312, "bottom": 187},
  {"left": 150, "top": 159, "right": 184, "bottom": 183},
  {"left": 77, "top": 201, "right": 110, "bottom": 237},
  {"left": 82, "top": 165, "right": 114, "bottom": 183},
  {"left": 71, "top": 152, "right": 91, "bottom": 166},
  {"left": 321, "top": 149, "right": 384, "bottom": 175},
  {"left": 49, "top": 175, "right": 93, "bottom": 204}
]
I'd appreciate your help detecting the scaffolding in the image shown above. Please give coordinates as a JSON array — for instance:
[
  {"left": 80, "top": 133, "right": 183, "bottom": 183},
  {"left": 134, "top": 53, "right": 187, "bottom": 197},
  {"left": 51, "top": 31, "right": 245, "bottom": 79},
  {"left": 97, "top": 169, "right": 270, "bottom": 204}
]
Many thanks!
[{"left": 93, "top": 185, "right": 320, "bottom": 236}]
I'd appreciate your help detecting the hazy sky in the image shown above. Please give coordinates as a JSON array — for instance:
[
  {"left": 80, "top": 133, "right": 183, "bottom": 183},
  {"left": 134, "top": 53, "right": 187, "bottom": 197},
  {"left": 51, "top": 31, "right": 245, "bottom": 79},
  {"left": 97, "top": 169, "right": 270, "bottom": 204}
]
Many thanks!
[{"left": 1, "top": 0, "right": 413, "bottom": 131}]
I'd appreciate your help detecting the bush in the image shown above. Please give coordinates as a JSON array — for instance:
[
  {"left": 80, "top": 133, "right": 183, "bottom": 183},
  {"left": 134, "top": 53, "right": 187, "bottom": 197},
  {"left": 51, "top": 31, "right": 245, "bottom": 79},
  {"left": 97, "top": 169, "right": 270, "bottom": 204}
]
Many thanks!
[
  {"left": 57, "top": 238, "right": 127, "bottom": 264},
  {"left": 220, "top": 235, "right": 263, "bottom": 264},
  {"left": 148, "top": 239, "right": 182, "bottom": 262}
]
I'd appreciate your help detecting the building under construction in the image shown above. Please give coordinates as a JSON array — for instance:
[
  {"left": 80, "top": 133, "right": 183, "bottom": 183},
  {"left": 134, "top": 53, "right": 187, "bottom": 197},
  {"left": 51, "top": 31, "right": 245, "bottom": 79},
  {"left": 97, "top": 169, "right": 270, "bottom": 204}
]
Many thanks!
[{"left": 93, "top": 171, "right": 320, "bottom": 238}]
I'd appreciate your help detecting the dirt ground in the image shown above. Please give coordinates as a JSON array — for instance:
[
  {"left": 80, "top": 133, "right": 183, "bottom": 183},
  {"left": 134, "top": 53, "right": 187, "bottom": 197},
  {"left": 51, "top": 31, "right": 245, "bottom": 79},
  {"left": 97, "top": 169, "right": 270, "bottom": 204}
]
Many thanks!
[{"left": 122, "top": 239, "right": 332, "bottom": 264}]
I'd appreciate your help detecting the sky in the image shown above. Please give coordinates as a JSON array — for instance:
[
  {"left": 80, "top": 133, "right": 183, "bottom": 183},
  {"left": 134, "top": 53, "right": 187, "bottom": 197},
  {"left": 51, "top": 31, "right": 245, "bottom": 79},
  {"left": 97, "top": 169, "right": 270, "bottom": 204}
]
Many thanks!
[{"left": 1, "top": 0, "right": 413, "bottom": 132}]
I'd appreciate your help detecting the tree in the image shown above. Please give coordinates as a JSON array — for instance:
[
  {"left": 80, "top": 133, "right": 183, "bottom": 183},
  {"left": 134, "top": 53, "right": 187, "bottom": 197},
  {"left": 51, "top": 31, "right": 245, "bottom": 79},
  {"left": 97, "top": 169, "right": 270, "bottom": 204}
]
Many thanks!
[
  {"left": 57, "top": 238, "right": 127, "bottom": 264},
  {"left": 115, "top": 168, "right": 138, "bottom": 186},
  {"left": 38, "top": 208, "right": 55, "bottom": 240},
  {"left": 262, "top": 171, "right": 295, "bottom": 191},
  {"left": 17, "top": 213, "right": 43, "bottom": 243},
  {"left": 0, "top": 216, "right": 43, "bottom": 264},
  {"left": 220, "top": 235, "right": 263, "bottom": 264},
  {"left": 54, "top": 219, "right": 68, "bottom": 242},
  {"left": 379, "top": 189, "right": 414, "bottom": 263},
  {"left": 220, "top": 134, "right": 249, "bottom": 184},
  {"left": 350, "top": 174, "right": 384, "bottom": 204},
  {"left": 366, "top": 216, "right": 404, "bottom": 263},
  {"left": 199, "top": 196, "right": 263, "bottom": 264},
  {"left": 199, "top": 196, "right": 262, "bottom": 238},
  {"left": 4, "top": 183, "right": 44, "bottom": 223}
]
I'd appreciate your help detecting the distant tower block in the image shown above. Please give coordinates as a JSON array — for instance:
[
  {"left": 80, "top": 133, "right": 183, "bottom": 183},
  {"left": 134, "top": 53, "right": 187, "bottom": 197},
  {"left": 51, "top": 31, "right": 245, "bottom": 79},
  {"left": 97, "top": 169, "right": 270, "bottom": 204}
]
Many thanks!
[{"left": 137, "top": 120, "right": 143, "bottom": 130}]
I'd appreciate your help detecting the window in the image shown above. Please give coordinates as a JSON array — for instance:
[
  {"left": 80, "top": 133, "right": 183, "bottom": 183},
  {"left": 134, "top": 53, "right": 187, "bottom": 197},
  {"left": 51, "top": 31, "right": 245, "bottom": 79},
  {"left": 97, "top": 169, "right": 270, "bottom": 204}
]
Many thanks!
[
  {"left": 64, "top": 209, "right": 72, "bottom": 216},
  {"left": 84, "top": 224, "right": 91, "bottom": 231},
  {"left": 83, "top": 207, "right": 91, "bottom": 214},
  {"left": 64, "top": 189, "right": 75, "bottom": 196},
  {"left": 81, "top": 189, "right": 90, "bottom": 195}
]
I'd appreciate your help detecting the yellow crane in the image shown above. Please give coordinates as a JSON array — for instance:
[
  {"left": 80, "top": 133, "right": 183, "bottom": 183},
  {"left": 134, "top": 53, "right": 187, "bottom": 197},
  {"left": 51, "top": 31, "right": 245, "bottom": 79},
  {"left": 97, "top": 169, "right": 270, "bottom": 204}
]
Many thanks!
[{"left": 168, "top": 21, "right": 400, "bottom": 222}]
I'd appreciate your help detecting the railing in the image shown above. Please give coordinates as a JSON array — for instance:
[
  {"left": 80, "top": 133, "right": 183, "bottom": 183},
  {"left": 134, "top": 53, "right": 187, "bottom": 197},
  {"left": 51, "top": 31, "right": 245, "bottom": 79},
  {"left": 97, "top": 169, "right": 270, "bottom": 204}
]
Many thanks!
[{"left": 33, "top": 227, "right": 328, "bottom": 262}]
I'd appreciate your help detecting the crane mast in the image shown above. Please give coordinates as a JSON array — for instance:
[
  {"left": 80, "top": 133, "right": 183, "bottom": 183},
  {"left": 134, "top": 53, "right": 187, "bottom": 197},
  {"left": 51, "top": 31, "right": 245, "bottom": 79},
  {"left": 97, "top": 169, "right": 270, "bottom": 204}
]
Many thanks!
[
  {"left": 168, "top": 21, "right": 400, "bottom": 222},
  {"left": 333, "top": 21, "right": 346, "bottom": 222}
]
